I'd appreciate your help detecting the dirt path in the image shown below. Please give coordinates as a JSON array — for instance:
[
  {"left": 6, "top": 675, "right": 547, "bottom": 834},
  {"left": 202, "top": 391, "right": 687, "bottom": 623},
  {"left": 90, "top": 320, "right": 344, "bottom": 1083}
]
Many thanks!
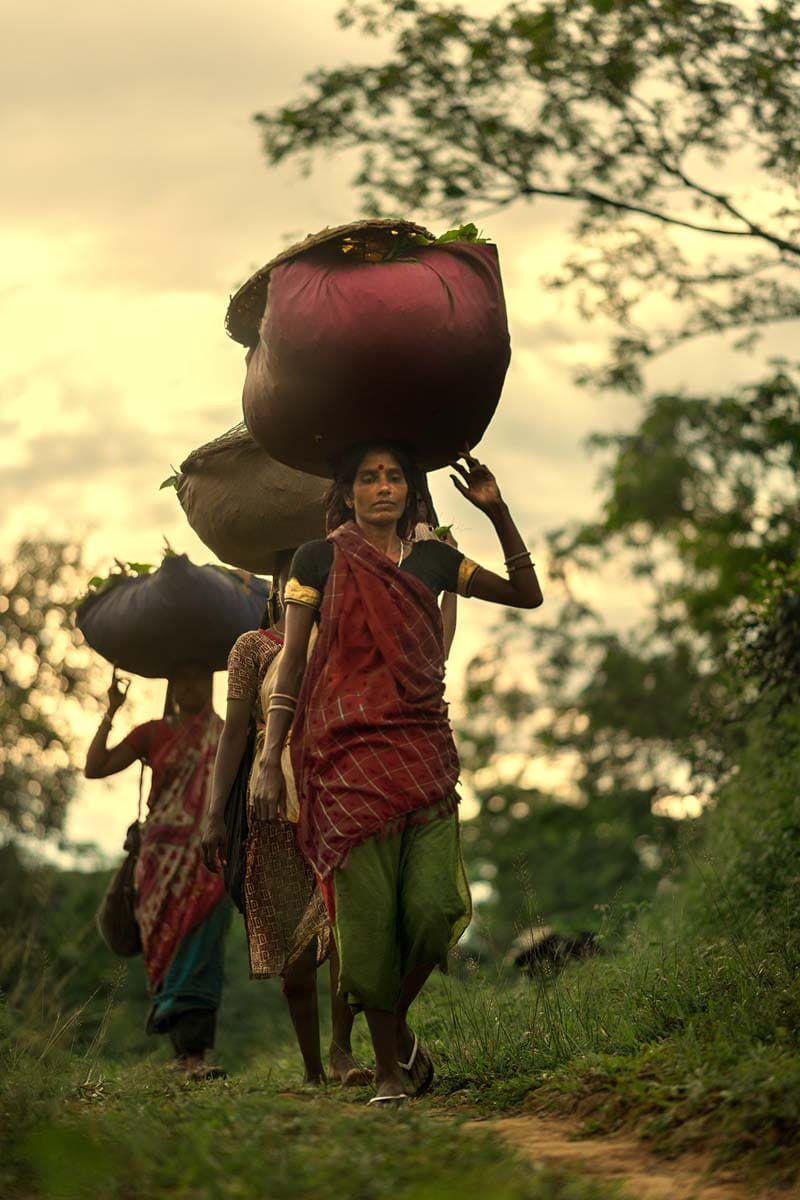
[{"left": 468, "top": 1112, "right": 797, "bottom": 1200}]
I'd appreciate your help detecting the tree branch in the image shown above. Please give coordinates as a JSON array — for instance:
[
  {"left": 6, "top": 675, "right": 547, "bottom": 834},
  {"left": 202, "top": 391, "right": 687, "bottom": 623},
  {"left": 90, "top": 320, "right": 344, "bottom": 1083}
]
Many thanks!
[
  {"left": 519, "top": 182, "right": 763, "bottom": 241},
  {"left": 655, "top": 156, "right": 800, "bottom": 258}
]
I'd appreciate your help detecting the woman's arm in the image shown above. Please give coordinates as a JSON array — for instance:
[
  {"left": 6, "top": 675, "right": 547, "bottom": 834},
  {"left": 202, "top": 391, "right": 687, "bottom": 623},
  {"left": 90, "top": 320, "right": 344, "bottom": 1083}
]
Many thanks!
[
  {"left": 251, "top": 602, "right": 316, "bottom": 821},
  {"left": 201, "top": 698, "right": 251, "bottom": 873},
  {"left": 84, "top": 669, "right": 140, "bottom": 778},
  {"left": 450, "top": 453, "right": 543, "bottom": 610}
]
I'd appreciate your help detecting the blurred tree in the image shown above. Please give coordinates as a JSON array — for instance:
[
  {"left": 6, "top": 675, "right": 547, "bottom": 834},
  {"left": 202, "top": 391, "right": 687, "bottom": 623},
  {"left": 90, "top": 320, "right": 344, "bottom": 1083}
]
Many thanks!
[
  {"left": 0, "top": 541, "right": 96, "bottom": 840},
  {"left": 459, "top": 364, "right": 800, "bottom": 935},
  {"left": 254, "top": 0, "right": 799, "bottom": 391}
]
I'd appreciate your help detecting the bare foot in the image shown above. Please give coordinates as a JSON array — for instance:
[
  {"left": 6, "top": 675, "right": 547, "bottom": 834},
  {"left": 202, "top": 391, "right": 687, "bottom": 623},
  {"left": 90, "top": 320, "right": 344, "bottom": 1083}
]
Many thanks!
[
  {"left": 179, "top": 1054, "right": 227, "bottom": 1082},
  {"left": 329, "top": 1043, "right": 374, "bottom": 1087},
  {"left": 303, "top": 1069, "right": 328, "bottom": 1088},
  {"left": 369, "top": 1068, "right": 409, "bottom": 1105},
  {"left": 367, "top": 1080, "right": 410, "bottom": 1104}
]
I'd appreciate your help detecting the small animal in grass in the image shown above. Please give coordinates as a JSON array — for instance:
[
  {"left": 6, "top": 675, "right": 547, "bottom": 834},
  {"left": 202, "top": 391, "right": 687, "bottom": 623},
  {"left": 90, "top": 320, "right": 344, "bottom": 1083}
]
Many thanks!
[{"left": 507, "top": 925, "right": 601, "bottom": 977}]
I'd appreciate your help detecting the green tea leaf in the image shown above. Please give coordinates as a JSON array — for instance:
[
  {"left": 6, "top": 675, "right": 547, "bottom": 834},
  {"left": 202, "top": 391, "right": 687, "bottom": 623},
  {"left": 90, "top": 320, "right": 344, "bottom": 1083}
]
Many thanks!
[{"left": 436, "top": 222, "right": 488, "bottom": 244}]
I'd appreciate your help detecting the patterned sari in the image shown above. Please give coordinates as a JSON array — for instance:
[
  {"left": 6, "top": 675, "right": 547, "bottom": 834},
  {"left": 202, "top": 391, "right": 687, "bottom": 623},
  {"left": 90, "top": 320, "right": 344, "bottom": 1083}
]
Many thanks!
[
  {"left": 291, "top": 522, "right": 461, "bottom": 883},
  {"left": 134, "top": 707, "right": 225, "bottom": 990}
]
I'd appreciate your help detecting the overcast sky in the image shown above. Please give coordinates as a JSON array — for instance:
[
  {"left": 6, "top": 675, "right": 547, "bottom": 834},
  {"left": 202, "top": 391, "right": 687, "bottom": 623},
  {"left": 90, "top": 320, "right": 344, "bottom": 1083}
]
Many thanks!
[{"left": 2, "top": 0, "right": 782, "bottom": 857}]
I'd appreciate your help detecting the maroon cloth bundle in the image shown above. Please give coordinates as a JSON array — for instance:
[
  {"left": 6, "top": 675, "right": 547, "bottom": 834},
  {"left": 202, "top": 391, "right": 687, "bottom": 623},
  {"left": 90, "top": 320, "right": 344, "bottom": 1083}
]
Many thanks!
[{"left": 242, "top": 242, "right": 510, "bottom": 477}]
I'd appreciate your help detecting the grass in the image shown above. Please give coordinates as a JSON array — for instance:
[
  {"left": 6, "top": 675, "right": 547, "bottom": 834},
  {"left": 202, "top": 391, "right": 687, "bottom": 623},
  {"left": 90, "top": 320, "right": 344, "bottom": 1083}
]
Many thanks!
[
  {"left": 405, "top": 710, "right": 800, "bottom": 1186},
  {"left": 3, "top": 710, "right": 799, "bottom": 1196},
  {"left": 1, "top": 1043, "right": 627, "bottom": 1200}
]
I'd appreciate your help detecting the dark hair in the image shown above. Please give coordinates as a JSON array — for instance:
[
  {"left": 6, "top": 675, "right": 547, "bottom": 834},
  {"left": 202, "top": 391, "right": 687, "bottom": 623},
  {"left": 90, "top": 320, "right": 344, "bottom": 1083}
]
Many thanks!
[
  {"left": 325, "top": 443, "right": 436, "bottom": 538},
  {"left": 260, "top": 547, "right": 297, "bottom": 629}
]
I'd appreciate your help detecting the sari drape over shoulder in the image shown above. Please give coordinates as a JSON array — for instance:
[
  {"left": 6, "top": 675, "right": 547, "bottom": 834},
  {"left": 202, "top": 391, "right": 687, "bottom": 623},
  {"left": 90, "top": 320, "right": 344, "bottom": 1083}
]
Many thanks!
[
  {"left": 292, "top": 522, "right": 460, "bottom": 881},
  {"left": 134, "top": 707, "right": 224, "bottom": 989}
]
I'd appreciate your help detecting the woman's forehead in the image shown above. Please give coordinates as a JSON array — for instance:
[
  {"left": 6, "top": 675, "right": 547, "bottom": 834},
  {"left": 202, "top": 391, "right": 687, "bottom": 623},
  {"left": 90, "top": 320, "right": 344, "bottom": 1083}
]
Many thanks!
[{"left": 358, "top": 449, "right": 402, "bottom": 472}]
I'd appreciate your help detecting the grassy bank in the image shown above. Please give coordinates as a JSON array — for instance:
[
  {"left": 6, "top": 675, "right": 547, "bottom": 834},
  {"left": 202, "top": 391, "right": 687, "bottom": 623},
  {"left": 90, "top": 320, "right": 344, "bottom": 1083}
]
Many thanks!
[{"left": 418, "top": 711, "right": 800, "bottom": 1186}]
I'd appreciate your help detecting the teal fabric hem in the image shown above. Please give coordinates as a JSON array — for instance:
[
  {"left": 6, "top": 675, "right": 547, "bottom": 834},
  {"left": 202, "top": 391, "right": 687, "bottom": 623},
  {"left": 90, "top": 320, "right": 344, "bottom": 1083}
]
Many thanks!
[{"left": 148, "top": 901, "right": 232, "bottom": 1031}]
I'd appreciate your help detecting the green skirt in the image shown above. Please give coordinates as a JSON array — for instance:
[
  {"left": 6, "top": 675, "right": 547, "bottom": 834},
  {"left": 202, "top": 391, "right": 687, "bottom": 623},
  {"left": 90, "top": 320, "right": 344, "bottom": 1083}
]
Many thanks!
[{"left": 333, "top": 811, "right": 471, "bottom": 1012}]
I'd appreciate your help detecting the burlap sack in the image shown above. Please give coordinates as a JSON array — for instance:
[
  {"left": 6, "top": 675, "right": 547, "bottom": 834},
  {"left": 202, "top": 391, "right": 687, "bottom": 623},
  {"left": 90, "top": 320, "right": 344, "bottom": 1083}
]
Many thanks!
[{"left": 177, "top": 425, "right": 328, "bottom": 573}]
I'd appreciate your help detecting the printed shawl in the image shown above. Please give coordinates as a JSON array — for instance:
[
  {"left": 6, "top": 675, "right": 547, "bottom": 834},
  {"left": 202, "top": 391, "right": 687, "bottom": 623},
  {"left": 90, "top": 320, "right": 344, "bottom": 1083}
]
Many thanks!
[
  {"left": 292, "top": 522, "right": 460, "bottom": 880},
  {"left": 135, "top": 707, "right": 224, "bottom": 989}
]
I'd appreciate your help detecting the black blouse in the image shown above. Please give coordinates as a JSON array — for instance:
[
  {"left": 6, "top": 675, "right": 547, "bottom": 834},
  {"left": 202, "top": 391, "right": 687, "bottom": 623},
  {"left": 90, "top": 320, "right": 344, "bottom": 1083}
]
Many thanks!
[{"left": 285, "top": 537, "right": 479, "bottom": 609}]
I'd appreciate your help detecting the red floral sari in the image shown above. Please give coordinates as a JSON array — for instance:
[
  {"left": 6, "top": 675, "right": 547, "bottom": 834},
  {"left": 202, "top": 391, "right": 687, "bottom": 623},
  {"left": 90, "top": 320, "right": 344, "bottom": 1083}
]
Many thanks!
[
  {"left": 133, "top": 707, "right": 224, "bottom": 989},
  {"left": 292, "top": 522, "right": 460, "bottom": 881}
]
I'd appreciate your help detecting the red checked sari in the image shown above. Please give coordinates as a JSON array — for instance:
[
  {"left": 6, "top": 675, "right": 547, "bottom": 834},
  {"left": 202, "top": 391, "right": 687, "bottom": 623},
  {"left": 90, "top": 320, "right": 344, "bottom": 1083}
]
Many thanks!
[
  {"left": 292, "top": 522, "right": 460, "bottom": 881},
  {"left": 132, "top": 707, "right": 224, "bottom": 989}
]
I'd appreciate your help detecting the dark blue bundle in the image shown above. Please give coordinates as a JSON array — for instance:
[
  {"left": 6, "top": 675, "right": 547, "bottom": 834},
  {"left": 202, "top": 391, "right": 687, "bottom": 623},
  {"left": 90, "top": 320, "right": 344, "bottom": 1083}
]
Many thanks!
[{"left": 76, "top": 554, "right": 268, "bottom": 678}]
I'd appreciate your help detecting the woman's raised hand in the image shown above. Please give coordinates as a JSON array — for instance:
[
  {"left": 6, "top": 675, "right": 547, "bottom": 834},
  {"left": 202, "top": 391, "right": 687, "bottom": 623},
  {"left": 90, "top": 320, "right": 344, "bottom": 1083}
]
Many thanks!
[
  {"left": 107, "top": 667, "right": 131, "bottom": 715},
  {"left": 449, "top": 450, "right": 504, "bottom": 514}
]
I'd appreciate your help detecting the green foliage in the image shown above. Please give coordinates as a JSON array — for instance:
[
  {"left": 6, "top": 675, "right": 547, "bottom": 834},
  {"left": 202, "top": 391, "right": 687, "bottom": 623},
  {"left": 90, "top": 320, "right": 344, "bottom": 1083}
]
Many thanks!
[
  {"left": 462, "top": 780, "right": 676, "bottom": 949},
  {"left": 0, "top": 542, "right": 97, "bottom": 839},
  {"left": 75, "top": 558, "right": 155, "bottom": 609},
  {"left": 434, "top": 704, "right": 800, "bottom": 1181},
  {"left": 731, "top": 559, "right": 800, "bottom": 716},
  {"left": 455, "top": 363, "right": 800, "bottom": 939},
  {"left": 75, "top": 540, "right": 180, "bottom": 610},
  {"left": 0, "top": 844, "right": 298, "bottom": 1069},
  {"left": 409, "top": 221, "right": 488, "bottom": 245},
  {"left": 254, "top": 0, "right": 800, "bottom": 389}
]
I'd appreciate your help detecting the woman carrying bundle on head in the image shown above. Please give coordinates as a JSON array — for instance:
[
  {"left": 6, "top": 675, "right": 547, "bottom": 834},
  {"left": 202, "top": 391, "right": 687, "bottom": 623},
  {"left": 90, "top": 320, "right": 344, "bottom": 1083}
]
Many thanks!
[
  {"left": 201, "top": 553, "right": 372, "bottom": 1088},
  {"left": 252, "top": 443, "right": 543, "bottom": 1105},
  {"left": 85, "top": 665, "right": 229, "bottom": 1080}
]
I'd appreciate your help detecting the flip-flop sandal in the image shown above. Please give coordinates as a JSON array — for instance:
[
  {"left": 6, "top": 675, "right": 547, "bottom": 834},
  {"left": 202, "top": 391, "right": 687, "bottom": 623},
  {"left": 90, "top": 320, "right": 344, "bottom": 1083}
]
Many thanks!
[
  {"left": 367, "top": 1093, "right": 409, "bottom": 1107},
  {"left": 398, "top": 1033, "right": 434, "bottom": 1098}
]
